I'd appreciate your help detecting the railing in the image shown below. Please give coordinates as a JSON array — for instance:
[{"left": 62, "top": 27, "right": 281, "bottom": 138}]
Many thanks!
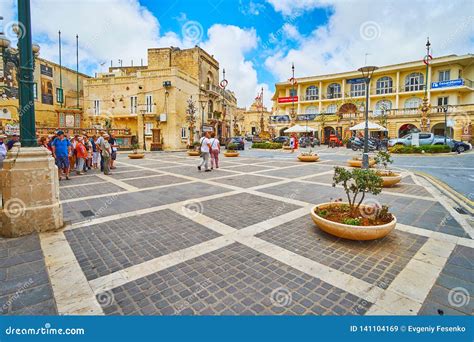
[
  {"left": 304, "top": 95, "right": 319, "bottom": 101},
  {"left": 35, "top": 127, "right": 132, "bottom": 136},
  {"left": 321, "top": 93, "right": 342, "bottom": 99}
]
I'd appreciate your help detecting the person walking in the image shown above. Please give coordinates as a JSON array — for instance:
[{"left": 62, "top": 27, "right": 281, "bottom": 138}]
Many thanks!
[
  {"left": 197, "top": 131, "right": 212, "bottom": 172},
  {"left": 75, "top": 136, "right": 88, "bottom": 175},
  {"left": 96, "top": 131, "right": 105, "bottom": 172},
  {"left": 289, "top": 134, "right": 296, "bottom": 153},
  {"left": 0, "top": 134, "right": 7, "bottom": 167},
  {"left": 209, "top": 132, "right": 220, "bottom": 170},
  {"left": 100, "top": 133, "right": 112, "bottom": 175},
  {"left": 51, "top": 130, "right": 72, "bottom": 180}
]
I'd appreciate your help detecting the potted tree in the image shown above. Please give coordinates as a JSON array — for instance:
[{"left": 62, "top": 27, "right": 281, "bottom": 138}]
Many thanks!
[
  {"left": 128, "top": 143, "right": 145, "bottom": 159},
  {"left": 374, "top": 151, "right": 401, "bottom": 187},
  {"left": 310, "top": 167, "right": 397, "bottom": 240},
  {"left": 188, "top": 141, "right": 201, "bottom": 156},
  {"left": 224, "top": 143, "right": 239, "bottom": 157},
  {"left": 347, "top": 153, "right": 376, "bottom": 168}
]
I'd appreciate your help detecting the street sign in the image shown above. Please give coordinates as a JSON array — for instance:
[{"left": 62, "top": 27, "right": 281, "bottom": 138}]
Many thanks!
[
  {"left": 431, "top": 79, "right": 464, "bottom": 89},
  {"left": 202, "top": 125, "right": 214, "bottom": 132}
]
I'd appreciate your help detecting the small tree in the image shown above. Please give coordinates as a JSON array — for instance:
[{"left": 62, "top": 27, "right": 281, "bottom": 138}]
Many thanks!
[
  {"left": 226, "top": 143, "right": 238, "bottom": 151},
  {"left": 332, "top": 167, "right": 383, "bottom": 217},
  {"left": 131, "top": 143, "right": 140, "bottom": 154},
  {"left": 374, "top": 151, "right": 393, "bottom": 170}
]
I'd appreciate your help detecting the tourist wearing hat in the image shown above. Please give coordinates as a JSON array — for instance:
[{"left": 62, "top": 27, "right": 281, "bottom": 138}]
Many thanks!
[
  {"left": 99, "top": 133, "right": 112, "bottom": 175},
  {"left": 0, "top": 134, "right": 7, "bottom": 165},
  {"left": 6, "top": 133, "right": 19, "bottom": 151},
  {"left": 51, "top": 130, "right": 72, "bottom": 180},
  {"left": 75, "top": 136, "right": 88, "bottom": 175}
]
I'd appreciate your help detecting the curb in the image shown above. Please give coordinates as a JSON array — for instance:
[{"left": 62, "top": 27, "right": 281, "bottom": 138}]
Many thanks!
[{"left": 414, "top": 171, "right": 473, "bottom": 215}]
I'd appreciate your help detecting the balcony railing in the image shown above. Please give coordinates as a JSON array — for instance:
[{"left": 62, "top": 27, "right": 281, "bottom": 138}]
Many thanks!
[{"left": 304, "top": 95, "right": 319, "bottom": 101}]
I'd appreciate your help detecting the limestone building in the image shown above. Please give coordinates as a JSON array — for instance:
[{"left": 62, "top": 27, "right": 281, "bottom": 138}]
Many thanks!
[
  {"left": 0, "top": 39, "right": 90, "bottom": 137},
  {"left": 235, "top": 100, "right": 272, "bottom": 137},
  {"left": 271, "top": 54, "right": 473, "bottom": 142},
  {"left": 83, "top": 46, "right": 237, "bottom": 150}
]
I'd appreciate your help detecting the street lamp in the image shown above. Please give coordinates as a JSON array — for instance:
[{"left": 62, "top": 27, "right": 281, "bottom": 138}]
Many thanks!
[{"left": 357, "top": 65, "right": 379, "bottom": 169}]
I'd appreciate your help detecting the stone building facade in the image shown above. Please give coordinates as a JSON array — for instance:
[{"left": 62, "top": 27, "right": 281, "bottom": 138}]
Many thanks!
[
  {"left": 271, "top": 54, "right": 473, "bottom": 143},
  {"left": 0, "top": 40, "right": 89, "bottom": 137},
  {"left": 83, "top": 46, "right": 237, "bottom": 150},
  {"left": 235, "top": 101, "right": 272, "bottom": 137}
]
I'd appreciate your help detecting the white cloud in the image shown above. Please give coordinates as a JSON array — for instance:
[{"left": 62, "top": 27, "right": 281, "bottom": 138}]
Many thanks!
[
  {"left": 266, "top": 0, "right": 329, "bottom": 16},
  {"left": 265, "top": 0, "right": 474, "bottom": 81},
  {"left": 201, "top": 24, "right": 271, "bottom": 108}
]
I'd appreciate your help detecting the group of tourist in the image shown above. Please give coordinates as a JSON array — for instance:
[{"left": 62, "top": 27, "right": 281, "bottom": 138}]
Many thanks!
[
  {"left": 0, "top": 131, "right": 118, "bottom": 180},
  {"left": 197, "top": 131, "right": 220, "bottom": 172}
]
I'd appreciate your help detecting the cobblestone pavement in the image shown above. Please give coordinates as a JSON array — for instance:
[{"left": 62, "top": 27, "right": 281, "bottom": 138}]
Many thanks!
[{"left": 1, "top": 150, "right": 472, "bottom": 316}]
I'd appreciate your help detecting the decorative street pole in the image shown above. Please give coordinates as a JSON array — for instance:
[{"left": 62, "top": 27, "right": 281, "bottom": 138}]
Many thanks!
[
  {"left": 219, "top": 68, "right": 228, "bottom": 141},
  {"left": 76, "top": 34, "right": 79, "bottom": 108},
  {"left": 18, "top": 0, "right": 37, "bottom": 147},
  {"left": 186, "top": 95, "right": 197, "bottom": 146},
  {"left": 420, "top": 38, "right": 432, "bottom": 132},
  {"left": 289, "top": 63, "right": 297, "bottom": 125},
  {"left": 357, "top": 65, "right": 379, "bottom": 169},
  {"left": 58, "top": 30, "right": 63, "bottom": 107}
]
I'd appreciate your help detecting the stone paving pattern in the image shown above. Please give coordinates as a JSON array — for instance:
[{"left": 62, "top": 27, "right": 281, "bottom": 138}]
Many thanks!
[
  {"left": 420, "top": 245, "right": 474, "bottom": 315},
  {"left": 99, "top": 243, "right": 371, "bottom": 315},
  {"left": 257, "top": 216, "right": 427, "bottom": 287},
  {"left": 0, "top": 234, "right": 57, "bottom": 315},
  {"left": 1, "top": 151, "right": 472, "bottom": 317},
  {"left": 65, "top": 209, "right": 221, "bottom": 280}
]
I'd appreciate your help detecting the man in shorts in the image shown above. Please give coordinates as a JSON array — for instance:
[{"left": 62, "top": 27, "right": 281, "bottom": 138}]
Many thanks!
[{"left": 51, "top": 130, "right": 72, "bottom": 180}]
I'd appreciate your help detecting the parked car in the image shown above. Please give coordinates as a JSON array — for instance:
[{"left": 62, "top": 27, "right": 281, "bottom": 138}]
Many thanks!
[
  {"left": 225, "top": 137, "right": 245, "bottom": 150},
  {"left": 273, "top": 136, "right": 289, "bottom": 144},
  {"left": 299, "top": 136, "right": 320, "bottom": 147},
  {"left": 388, "top": 132, "right": 454, "bottom": 147},
  {"left": 245, "top": 135, "right": 253, "bottom": 142},
  {"left": 452, "top": 140, "right": 472, "bottom": 153}
]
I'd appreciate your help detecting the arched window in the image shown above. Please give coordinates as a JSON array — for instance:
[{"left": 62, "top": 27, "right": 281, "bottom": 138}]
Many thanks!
[
  {"left": 305, "top": 86, "right": 318, "bottom": 100},
  {"left": 326, "top": 104, "right": 337, "bottom": 114},
  {"left": 404, "top": 97, "right": 422, "bottom": 109},
  {"left": 327, "top": 83, "right": 341, "bottom": 99},
  {"left": 405, "top": 73, "right": 424, "bottom": 92},
  {"left": 374, "top": 100, "right": 392, "bottom": 116},
  {"left": 305, "top": 106, "right": 319, "bottom": 114},
  {"left": 376, "top": 77, "right": 393, "bottom": 94}
]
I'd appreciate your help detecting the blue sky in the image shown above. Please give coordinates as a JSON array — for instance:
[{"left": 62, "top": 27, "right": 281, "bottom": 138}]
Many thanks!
[{"left": 1, "top": 0, "right": 472, "bottom": 109}]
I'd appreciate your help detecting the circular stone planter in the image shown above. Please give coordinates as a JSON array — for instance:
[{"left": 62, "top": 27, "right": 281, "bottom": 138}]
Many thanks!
[
  {"left": 310, "top": 202, "right": 397, "bottom": 241},
  {"left": 187, "top": 150, "right": 200, "bottom": 156},
  {"left": 297, "top": 155, "right": 320, "bottom": 162},
  {"left": 347, "top": 158, "right": 376, "bottom": 168},
  {"left": 377, "top": 172, "right": 402, "bottom": 187},
  {"left": 224, "top": 151, "right": 239, "bottom": 157},
  {"left": 128, "top": 153, "right": 145, "bottom": 159}
]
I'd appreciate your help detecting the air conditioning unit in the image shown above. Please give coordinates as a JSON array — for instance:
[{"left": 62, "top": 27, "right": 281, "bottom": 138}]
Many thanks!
[
  {"left": 160, "top": 113, "right": 167, "bottom": 122},
  {"left": 163, "top": 81, "right": 171, "bottom": 88}
]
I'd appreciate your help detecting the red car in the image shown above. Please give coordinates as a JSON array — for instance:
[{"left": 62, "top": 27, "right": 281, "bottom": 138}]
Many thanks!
[{"left": 328, "top": 134, "right": 343, "bottom": 147}]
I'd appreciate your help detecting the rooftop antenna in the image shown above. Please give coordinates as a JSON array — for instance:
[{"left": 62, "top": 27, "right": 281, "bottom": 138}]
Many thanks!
[{"left": 0, "top": 16, "right": 4, "bottom": 34}]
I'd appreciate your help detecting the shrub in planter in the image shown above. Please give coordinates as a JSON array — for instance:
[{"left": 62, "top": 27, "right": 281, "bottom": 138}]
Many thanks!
[
  {"left": 128, "top": 143, "right": 145, "bottom": 159},
  {"left": 374, "top": 151, "right": 401, "bottom": 187},
  {"left": 224, "top": 143, "right": 239, "bottom": 157},
  {"left": 310, "top": 167, "right": 397, "bottom": 240}
]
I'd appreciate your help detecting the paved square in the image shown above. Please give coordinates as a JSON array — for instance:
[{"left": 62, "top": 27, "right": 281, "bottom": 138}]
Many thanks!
[
  {"left": 2, "top": 151, "right": 472, "bottom": 317},
  {"left": 257, "top": 216, "right": 427, "bottom": 288},
  {"left": 191, "top": 193, "right": 302, "bottom": 229},
  {"left": 98, "top": 243, "right": 370, "bottom": 315},
  {"left": 65, "top": 209, "right": 221, "bottom": 280}
]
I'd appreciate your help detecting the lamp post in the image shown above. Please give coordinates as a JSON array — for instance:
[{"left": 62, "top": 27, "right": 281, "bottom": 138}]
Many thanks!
[
  {"left": 289, "top": 63, "right": 297, "bottom": 125},
  {"left": 357, "top": 65, "right": 379, "bottom": 169}
]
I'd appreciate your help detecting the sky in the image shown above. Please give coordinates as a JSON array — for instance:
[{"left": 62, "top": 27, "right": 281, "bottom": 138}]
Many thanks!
[{"left": 0, "top": 0, "right": 473, "bottom": 110}]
